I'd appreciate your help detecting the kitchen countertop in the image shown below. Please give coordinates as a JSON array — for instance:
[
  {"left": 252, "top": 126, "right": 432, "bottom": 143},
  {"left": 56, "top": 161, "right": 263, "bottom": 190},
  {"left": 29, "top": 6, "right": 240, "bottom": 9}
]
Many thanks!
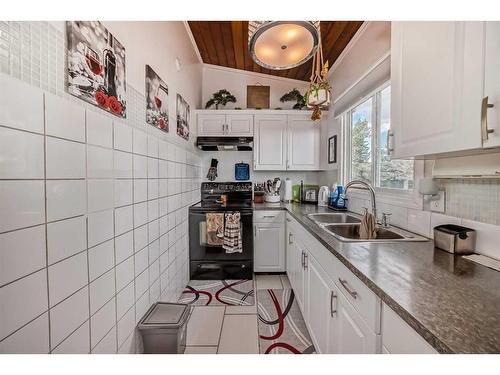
[{"left": 253, "top": 202, "right": 500, "bottom": 353}]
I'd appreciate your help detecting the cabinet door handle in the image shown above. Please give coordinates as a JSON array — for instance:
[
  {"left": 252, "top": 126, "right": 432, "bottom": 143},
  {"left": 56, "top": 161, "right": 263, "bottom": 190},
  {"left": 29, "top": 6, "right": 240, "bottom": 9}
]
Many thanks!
[
  {"left": 387, "top": 130, "right": 394, "bottom": 153},
  {"left": 301, "top": 251, "right": 305, "bottom": 268},
  {"left": 263, "top": 215, "right": 276, "bottom": 218},
  {"left": 481, "top": 96, "right": 495, "bottom": 142},
  {"left": 303, "top": 253, "right": 308, "bottom": 269},
  {"left": 338, "top": 278, "right": 358, "bottom": 299},
  {"left": 288, "top": 232, "right": 293, "bottom": 244},
  {"left": 330, "top": 291, "right": 337, "bottom": 317}
]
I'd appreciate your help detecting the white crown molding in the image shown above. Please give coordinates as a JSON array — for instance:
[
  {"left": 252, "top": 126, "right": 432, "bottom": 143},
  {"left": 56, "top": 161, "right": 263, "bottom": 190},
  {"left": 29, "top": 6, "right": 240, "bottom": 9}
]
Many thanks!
[
  {"left": 183, "top": 21, "right": 203, "bottom": 64},
  {"left": 202, "top": 63, "right": 310, "bottom": 86},
  {"left": 327, "top": 21, "right": 371, "bottom": 80}
]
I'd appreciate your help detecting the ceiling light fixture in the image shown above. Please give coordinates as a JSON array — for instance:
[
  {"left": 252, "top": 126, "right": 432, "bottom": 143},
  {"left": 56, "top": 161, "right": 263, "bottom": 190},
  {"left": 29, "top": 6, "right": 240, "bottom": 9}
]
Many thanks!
[{"left": 248, "top": 21, "right": 320, "bottom": 70}]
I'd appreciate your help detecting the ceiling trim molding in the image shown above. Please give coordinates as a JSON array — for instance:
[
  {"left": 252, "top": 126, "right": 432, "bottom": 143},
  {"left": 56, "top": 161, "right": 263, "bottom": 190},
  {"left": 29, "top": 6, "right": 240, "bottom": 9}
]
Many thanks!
[
  {"left": 327, "top": 21, "right": 371, "bottom": 80},
  {"left": 183, "top": 21, "right": 203, "bottom": 64},
  {"left": 202, "top": 63, "right": 310, "bottom": 86}
]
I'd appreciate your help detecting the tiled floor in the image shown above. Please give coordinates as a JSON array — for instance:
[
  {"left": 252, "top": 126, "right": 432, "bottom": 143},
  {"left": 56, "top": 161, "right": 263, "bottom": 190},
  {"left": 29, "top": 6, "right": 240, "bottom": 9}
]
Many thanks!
[{"left": 182, "top": 274, "right": 315, "bottom": 354}]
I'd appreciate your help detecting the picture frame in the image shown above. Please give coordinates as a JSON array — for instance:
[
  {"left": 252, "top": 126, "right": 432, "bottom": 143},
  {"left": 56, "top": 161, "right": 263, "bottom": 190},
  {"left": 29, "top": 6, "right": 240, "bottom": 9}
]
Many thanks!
[
  {"left": 328, "top": 135, "right": 337, "bottom": 164},
  {"left": 66, "top": 21, "right": 127, "bottom": 118}
]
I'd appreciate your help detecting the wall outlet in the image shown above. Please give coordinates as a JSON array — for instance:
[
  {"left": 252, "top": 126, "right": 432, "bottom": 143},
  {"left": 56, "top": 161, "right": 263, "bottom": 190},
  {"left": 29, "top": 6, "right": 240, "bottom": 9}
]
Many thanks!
[{"left": 430, "top": 191, "right": 445, "bottom": 213}]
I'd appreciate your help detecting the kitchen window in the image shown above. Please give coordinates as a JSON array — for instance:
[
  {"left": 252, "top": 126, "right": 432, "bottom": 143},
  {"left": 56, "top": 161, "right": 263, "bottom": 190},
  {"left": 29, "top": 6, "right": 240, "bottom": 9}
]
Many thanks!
[{"left": 342, "top": 83, "right": 415, "bottom": 191}]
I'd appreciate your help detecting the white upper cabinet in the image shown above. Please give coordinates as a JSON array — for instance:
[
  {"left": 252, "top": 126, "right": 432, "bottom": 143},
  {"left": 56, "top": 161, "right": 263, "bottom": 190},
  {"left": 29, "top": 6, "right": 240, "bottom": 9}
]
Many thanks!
[
  {"left": 226, "top": 114, "right": 253, "bottom": 136},
  {"left": 197, "top": 113, "right": 226, "bottom": 136},
  {"left": 287, "top": 115, "right": 320, "bottom": 170},
  {"left": 197, "top": 113, "right": 253, "bottom": 136},
  {"left": 483, "top": 22, "right": 500, "bottom": 148},
  {"left": 254, "top": 115, "right": 287, "bottom": 170},
  {"left": 391, "top": 22, "right": 485, "bottom": 158}
]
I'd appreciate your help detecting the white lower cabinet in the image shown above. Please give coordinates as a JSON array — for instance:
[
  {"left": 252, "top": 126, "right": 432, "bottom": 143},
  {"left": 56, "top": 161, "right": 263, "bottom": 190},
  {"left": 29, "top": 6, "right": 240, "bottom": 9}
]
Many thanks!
[
  {"left": 332, "top": 285, "right": 379, "bottom": 354},
  {"left": 285, "top": 213, "right": 438, "bottom": 354},
  {"left": 381, "top": 303, "right": 438, "bottom": 354},
  {"left": 306, "top": 255, "right": 335, "bottom": 353},
  {"left": 254, "top": 211, "right": 285, "bottom": 272}
]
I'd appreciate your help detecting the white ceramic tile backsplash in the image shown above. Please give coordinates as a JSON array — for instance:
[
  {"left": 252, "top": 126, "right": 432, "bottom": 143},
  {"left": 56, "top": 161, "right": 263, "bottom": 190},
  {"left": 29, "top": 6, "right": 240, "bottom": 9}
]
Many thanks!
[
  {"left": 46, "top": 180, "right": 86, "bottom": 222},
  {"left": 0, "top": 77, "right": 44, "bottom": 134},
  {"left": 45, "top": 93, "right": 85, "bottom": 142},
  {"left": 0, "top": 225, "right": 46, "bottom": 286},
  {"left": 0, "top": 269, "right": 48, "bottom": 340},
  {"left": 47, "top": 216, "right": 86, "bottom": 265},
  {"left": 46, "top": 137, "right": 86, "bottom": 179},
  {"left": 86, "top": 110, "right": 113, "bottom": 149},
  {"left": 0, "top": 180, "right": 45, "bottom": 232},
  {"left": 48, "top": 252, "right": 88, "bottom": 307},
  {"left": 52, "top": 320, "right": 90, "bottom": 354},
  {"left": 0, "top": 74, "right": 201, "bottom": 353},
  {"left": 0, "top": 313, "right": 49, "bottom": 354},
  {"left": 0, "top": 127, "right": 44, "bottom": 179}
]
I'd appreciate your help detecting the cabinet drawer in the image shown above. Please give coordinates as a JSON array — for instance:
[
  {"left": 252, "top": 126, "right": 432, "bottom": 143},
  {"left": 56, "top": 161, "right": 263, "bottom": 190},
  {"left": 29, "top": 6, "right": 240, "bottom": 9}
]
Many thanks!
[
  {"left": 254, "top": 210, "right": 285, "bottom": 223},
  {"left": 382, "top": 303, "right": 437, "bottom": 354},
  {"left": 334, "top": 260, "right": 381, "bottom": 334}
]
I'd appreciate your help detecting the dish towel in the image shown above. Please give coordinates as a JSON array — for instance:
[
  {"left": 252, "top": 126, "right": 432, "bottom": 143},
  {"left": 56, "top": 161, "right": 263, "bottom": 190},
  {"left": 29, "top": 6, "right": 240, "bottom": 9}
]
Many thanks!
[
  {"left": 206, "top": 213, "right": 224, "bottom": 245},
  {"left": 359, "top": 212, "right": 377, "bottom": 240},
  {"left": 223, "top": 212, "right": 242, "bottom": 253}
]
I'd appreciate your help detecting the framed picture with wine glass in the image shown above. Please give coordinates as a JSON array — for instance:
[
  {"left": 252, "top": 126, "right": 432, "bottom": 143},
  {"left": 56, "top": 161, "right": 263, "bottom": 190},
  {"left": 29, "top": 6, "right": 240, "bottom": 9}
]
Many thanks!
[
  {"left": 66, "top": 21, "right": 127, "bottom": 118},
  {"left": 145, "top": 65, "right": 169, "bottom": 132},
  {"left": 176, "top": 94, "right": 190, "bottom": 140}
]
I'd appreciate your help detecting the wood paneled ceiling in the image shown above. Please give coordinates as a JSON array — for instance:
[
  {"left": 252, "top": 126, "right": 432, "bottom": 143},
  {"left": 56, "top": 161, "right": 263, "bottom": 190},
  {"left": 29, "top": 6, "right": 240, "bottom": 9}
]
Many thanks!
[{"left": 188, "top": 21, "right": 364, "bottom": 82}]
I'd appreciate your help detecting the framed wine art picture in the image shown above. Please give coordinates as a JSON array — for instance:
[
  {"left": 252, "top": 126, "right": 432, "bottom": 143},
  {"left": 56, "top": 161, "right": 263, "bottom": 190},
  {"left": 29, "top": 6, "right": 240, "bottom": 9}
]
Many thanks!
[
  {"left": 66, "top": 21, "right": 127, "bottom": 118},
  {"left": 145, "top": 65, "right": 169, "bottom": 132}
]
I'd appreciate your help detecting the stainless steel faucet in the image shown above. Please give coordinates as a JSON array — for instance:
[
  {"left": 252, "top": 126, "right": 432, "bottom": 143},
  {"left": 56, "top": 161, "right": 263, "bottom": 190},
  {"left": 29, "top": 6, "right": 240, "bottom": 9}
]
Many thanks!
[{"left": 344, "top": 180, "right": 377, "bottom": 219}]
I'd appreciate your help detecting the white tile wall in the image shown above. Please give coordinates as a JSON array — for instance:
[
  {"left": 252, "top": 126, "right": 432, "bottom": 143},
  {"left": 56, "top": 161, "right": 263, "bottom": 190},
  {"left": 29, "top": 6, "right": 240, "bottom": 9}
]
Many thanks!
[{"left": 0, "top": 74, "right": 201, "bottom": 353}]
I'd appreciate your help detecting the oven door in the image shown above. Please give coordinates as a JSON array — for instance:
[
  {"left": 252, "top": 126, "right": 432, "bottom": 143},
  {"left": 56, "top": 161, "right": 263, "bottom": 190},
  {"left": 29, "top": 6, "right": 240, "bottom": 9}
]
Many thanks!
[{"left": 189, "top": 210, "right": 253, "bottom": 261}]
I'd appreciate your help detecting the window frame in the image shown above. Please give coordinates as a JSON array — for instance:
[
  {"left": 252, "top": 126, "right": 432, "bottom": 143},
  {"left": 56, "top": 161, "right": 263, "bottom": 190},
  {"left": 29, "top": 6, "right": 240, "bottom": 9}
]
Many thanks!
[{"left": 340, "top": 81, "right": 424, "bottom": 210}]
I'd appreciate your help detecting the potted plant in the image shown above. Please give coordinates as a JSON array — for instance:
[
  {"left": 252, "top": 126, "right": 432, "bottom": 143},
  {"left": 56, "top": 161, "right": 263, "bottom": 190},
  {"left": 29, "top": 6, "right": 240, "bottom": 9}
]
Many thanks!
[
  {"left": 280, "top": 88, "right": 306, "bottom": 109},
  {"left": 304, "top": 81, "right": 331, "bottom": 108},
  {"left": 205, "top": 89, "right": 237, "bottom": 109}
]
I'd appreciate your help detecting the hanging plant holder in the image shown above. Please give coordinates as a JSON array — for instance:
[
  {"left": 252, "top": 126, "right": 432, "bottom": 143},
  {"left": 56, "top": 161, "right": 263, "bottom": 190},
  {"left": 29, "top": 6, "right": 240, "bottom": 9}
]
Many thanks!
[{"left": 304, "top": 23, "right": 331, "bottom": 121}]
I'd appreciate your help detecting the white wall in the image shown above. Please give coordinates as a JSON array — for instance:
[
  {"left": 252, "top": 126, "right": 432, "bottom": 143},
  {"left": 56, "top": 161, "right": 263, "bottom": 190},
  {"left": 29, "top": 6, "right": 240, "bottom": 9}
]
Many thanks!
[
  {"left": 202, "top": 64, "right": 309, "bottom": 110},
  {"left": 104, "top": 21, "right": 202, "bottom": 128},
  {"left": 0, "top": 21, "right": 202, "bottom": 354}
]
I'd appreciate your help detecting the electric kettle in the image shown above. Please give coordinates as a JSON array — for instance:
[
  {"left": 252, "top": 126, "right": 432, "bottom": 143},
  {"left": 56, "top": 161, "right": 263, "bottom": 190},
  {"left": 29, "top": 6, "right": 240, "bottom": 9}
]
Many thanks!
[{"left": 318, "top": 186, "right": 330, "bottom": 207}]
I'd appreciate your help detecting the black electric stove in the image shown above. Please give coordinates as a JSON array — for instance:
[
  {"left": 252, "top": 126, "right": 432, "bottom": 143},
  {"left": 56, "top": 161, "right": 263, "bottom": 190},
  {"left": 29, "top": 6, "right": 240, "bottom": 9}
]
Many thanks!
[{"left": 188, "top": 182, "right": 253, "bottom": 280}]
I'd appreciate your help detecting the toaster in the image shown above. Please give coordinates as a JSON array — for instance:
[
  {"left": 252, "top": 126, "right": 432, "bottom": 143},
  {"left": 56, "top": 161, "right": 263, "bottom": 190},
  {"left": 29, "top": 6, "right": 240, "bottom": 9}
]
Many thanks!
[{"left": 433, "top": 224, "right": 476, "bottom": 255}]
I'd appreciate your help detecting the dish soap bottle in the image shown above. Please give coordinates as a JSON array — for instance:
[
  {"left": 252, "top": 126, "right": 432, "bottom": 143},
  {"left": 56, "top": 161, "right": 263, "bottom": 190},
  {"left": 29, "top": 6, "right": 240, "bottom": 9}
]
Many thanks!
[{"left": 333, "top": 185, "right": 346, "bottom": 209}]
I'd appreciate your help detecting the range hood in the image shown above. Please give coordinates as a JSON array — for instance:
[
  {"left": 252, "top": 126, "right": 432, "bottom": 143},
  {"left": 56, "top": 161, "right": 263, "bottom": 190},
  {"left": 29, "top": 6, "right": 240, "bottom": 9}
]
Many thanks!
[
  {"left": 432, "top": 152, "right": 500, "bottom": 178},
  {"left": 196, "top": 136, "right": 253, "bottom": 151}
]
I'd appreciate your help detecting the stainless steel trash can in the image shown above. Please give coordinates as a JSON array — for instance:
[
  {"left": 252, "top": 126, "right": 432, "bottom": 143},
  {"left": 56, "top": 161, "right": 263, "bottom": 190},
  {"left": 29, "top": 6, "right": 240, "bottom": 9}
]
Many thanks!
[{"left": 138, "top": 302, "right": 190, "bottom": 354}]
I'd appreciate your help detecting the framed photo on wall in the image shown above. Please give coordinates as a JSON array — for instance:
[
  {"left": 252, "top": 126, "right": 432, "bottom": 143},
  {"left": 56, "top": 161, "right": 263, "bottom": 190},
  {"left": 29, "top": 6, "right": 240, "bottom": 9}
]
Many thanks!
[
  {"left": 176, "top": 93, "right": 190, "bottom": 140},
  {"left": 66, "top": 21, "right": 126, "bottom": 118},
  {"left": 145, "top": 65, "right": 169, "bottom": 132},
  {"left": 328, "top": 135, "right": 337, "bottom": 164}
]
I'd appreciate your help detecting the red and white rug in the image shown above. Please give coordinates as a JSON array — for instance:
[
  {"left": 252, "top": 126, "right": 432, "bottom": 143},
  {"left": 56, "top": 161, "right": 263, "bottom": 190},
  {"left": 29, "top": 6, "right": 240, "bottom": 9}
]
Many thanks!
[
  {"left": 178, "top": 279, "right": 255, "bottom": 306},
  {"left": 257, "top": 288, "right": 316, "bottom": 354}
]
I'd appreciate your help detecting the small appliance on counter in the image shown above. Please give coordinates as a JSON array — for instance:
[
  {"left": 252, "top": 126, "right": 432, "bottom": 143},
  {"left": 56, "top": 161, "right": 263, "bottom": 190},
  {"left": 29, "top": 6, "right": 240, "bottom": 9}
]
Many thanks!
[
  {"left": 318, "top": 185, "right": 330, "bottom": 206},
  {"left": 300, "top": 180, "right": 319, "bottom": 204},
  {"left": 434, "top": 224, "right": 476, "bottom": 255},
  {"left": 264, "top": 178, "right": 281, "bottom": 203}
]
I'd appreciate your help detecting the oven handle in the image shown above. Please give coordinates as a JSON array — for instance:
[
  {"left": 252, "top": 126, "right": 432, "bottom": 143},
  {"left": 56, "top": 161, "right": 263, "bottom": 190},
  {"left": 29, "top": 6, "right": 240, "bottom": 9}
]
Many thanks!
[{"left": 189, "top": 211, "right": 253, "bottom": 216}]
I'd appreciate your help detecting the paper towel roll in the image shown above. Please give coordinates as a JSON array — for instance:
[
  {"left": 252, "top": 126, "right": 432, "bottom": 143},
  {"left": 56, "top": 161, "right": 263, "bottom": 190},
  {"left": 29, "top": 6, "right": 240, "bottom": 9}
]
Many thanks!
[{"left": 284, "top": 178, "right": 292, "bottom": 202}]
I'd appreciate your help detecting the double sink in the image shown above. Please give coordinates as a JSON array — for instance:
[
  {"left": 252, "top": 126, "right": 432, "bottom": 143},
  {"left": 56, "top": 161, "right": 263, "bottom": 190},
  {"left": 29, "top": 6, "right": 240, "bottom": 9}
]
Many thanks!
[{"left": 307, "top": 212, "right": 428, "bottom": 243}]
